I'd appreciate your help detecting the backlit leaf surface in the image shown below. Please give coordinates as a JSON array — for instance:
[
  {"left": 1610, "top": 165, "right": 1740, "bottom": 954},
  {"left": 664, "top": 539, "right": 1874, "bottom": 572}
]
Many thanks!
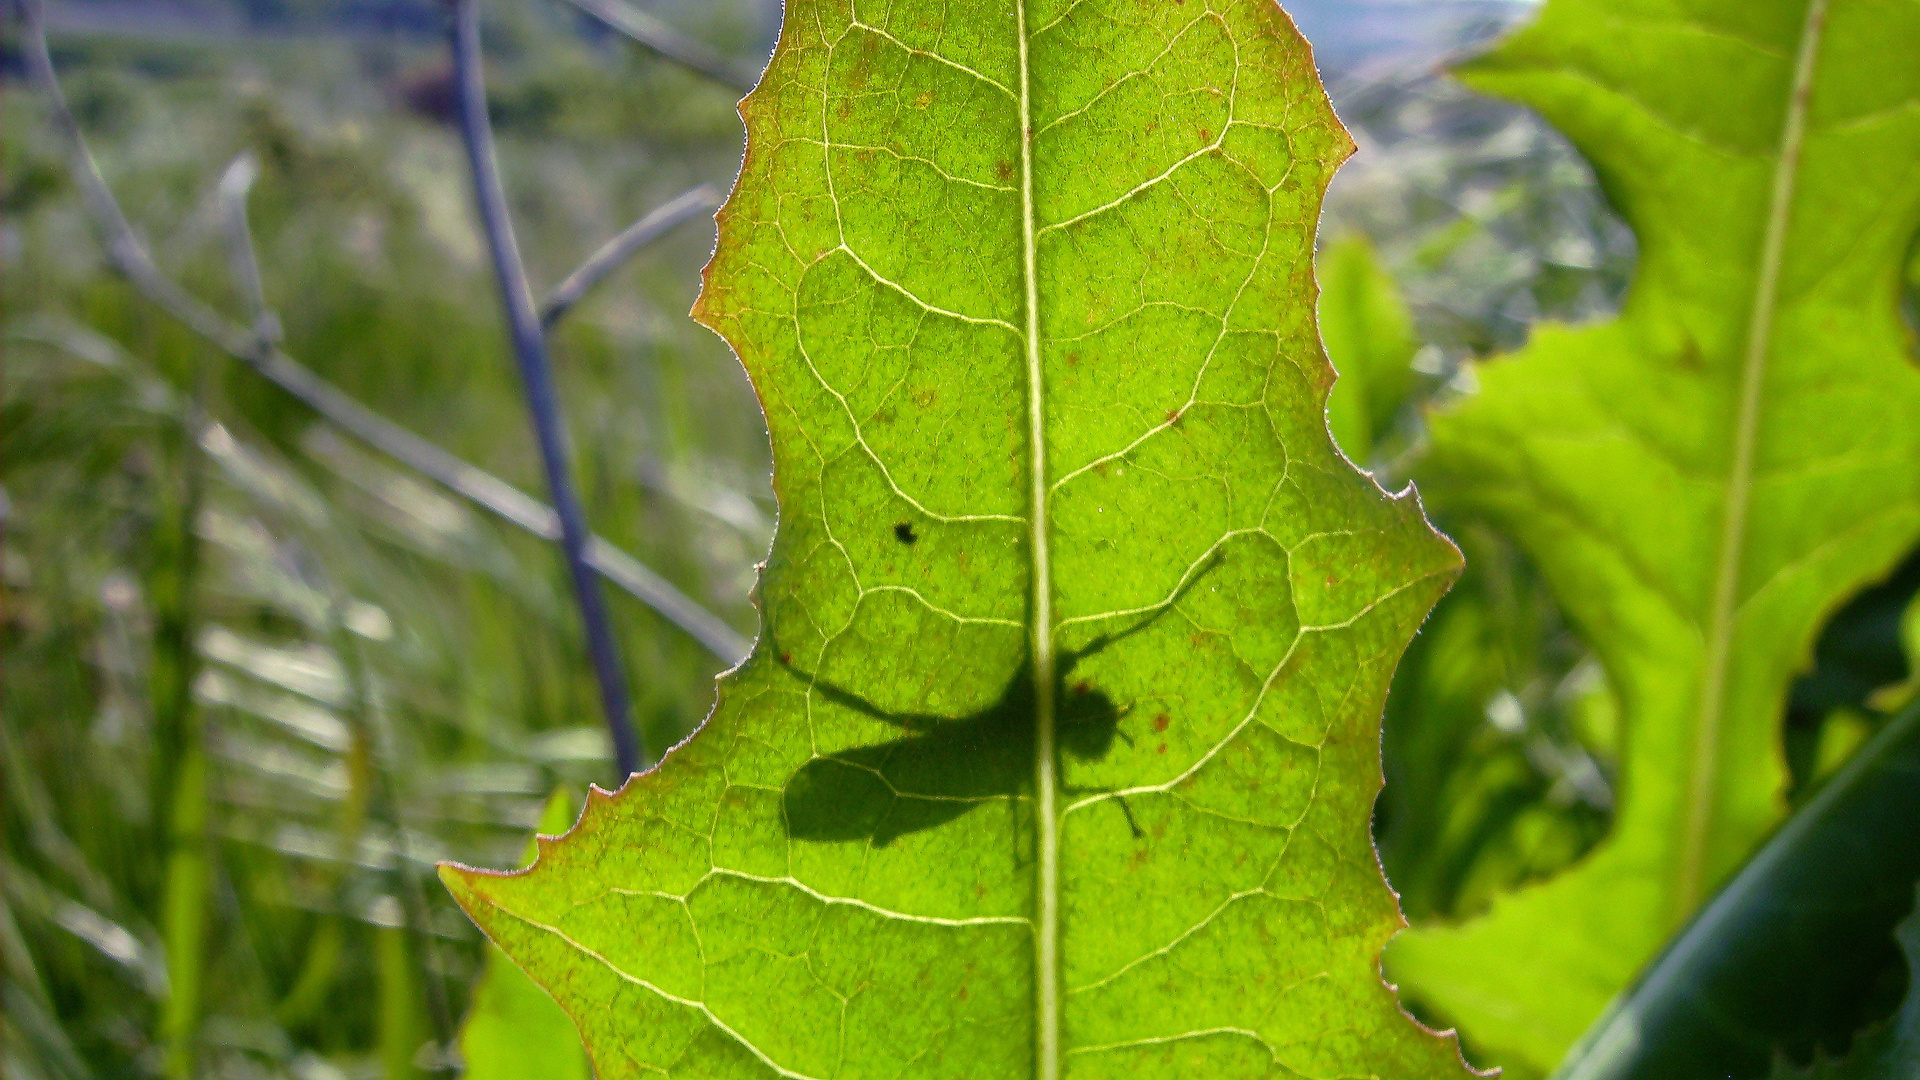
[
  {"left": 1388, "top": 0, "right": 1920, "bottom": 1071},
  {"left": 456, "top": 793, "right": 591, "bottom": 1080},
  {"left": 442, "top": 2, "right": 1466, "bottom": 1076}
]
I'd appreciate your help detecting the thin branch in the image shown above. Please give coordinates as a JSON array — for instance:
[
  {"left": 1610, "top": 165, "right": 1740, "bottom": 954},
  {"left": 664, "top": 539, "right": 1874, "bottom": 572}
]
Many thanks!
[
  {"left": 541, "top": 183, "right": 722, "bottom": 330},
  {"left": 451, "top": 0, "right": 648, "bottom": 778},
  {"left": 14, "top": 0, "right": 751, "bottom": 672},
  {"left": 554, "top": 0, "right": 759, "bottom": 94},
  {"left": 212, "top": 152, "right": 282, "bottom": 348}
]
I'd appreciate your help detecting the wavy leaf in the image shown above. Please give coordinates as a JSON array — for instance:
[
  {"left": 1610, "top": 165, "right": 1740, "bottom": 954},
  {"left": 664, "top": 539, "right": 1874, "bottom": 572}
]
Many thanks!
[
  {"left": 1559, "top": 698, "right": 1920, "bottom": 1080},
  {"left": 456, "top": 792, "right": 590, "bottom": 1080},
  {"left": 440, "top": 2, "right": 1469, "bottom": 1077},
  {"left": 1388, "top": 0, "right": 1920, "bottom": 1071},
  {"left": 1784, "top": 897, "right": 1920, "bottom": 1080}
]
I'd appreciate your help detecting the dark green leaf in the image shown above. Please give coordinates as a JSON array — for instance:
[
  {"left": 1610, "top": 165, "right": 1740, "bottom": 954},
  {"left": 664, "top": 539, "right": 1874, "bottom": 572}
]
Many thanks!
[
  {"left": 1778, "top": 897, "right": 1920, "bottom": 1080},
  {"left": 1555, "top": 698, "right": 1920, "bottom": 1080}
]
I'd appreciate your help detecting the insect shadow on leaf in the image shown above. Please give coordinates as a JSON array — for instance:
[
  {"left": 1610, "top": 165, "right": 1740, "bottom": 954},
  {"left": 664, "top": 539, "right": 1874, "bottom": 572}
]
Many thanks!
[{"left": 779, "top": 553, "right": 1221, "bottom": 847}]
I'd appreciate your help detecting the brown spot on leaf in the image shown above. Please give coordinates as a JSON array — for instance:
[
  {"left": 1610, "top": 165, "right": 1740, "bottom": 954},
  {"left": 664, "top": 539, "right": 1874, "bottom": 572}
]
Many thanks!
[
  {"left": 1676, "top": 336, "right": 1704, "bottom": 370},
  {"left": 1153, "top": 712, "right": 1170, "bottom": 732}
]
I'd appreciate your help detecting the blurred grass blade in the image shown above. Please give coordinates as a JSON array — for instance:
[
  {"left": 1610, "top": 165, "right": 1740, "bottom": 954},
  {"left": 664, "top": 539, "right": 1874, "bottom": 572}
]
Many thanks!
[
  {"left": 211, "top": 152, "right": 282, "bottom": 348},
  {"left": 374, "top": 902, "right": 426, "bottom": 1080},
  {"left": 551, "top": 0, "right": 758, "bottom": 93},
  {"left": 541, "top": 184, "right": 722, "bottom": 330},
  {"left": 149, "top": 366, "right": 209, "bottom": 1080},
  {"left": 14, "top": 0, "right": 745, "bottom": 665},
  {"left": 1318, "top": 233, "right": 1419, "bottom": 465},
  {"left": 1556, "top": 698, "right": 1920, "bottom": 1080},
  {"left": 584, "top": 537, "right": 748, "bottom": 662},
  {"left": 2, "top": 889, "right": 95, "bottom": 1080}
]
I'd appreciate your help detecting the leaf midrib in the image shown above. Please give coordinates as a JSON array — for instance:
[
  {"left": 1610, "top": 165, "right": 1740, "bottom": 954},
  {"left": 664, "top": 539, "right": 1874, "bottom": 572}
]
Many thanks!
[
  {"left": 1012, "top": 3, "right": 1060, "bottom": 1079},
  {"left": 1680, "top": 0, "right": 1829, "bottom": 918}
]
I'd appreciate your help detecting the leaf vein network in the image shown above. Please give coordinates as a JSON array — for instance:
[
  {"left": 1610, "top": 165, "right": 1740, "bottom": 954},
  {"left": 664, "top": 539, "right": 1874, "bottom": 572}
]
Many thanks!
[
  {"left": 489, "top": 907, "right": 827, "bottom": 1080},
  {"left": 1032, "top": 11, "right": 1219, "bottom": 138},
  {"left": 846, "top": 18, "right": 1017, "bottom": 98},
  {"left": 632, "top": 870, "right": 1034, "bottom": 928}
]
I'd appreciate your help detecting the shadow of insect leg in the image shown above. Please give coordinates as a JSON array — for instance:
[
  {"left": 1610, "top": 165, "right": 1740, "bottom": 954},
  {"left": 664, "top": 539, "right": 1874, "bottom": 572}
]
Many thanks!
[{"left": 1062, "top": 785, "right": 1145, "bottom": 840}]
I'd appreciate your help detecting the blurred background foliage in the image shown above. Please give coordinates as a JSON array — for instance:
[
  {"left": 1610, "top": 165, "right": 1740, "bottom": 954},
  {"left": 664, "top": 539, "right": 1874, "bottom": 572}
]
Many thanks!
[
  {"left": 4, "top": 1, "right": 771, "bottom": 1075},
  {"left": 4, "top": 0, "right": 1919, "bottom": 1077}
]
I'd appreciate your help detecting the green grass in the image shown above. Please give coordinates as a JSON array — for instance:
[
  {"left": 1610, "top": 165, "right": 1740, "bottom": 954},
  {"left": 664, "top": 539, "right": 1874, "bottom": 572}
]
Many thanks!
[
  {"left": 7, "top": 6, "right": 1913, "bottom": 1077},
  {"left": 3, "top": 8, "right": 769, "bottom": 1076}
]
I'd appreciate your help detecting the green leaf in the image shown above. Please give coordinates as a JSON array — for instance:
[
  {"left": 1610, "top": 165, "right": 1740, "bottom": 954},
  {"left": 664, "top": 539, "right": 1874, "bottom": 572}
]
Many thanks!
[
  {"left": 456, "top": 792, "right": 591, "bottom": 1080},
  {"left": 1783, "top": 899, "right": 1920, "bottom": 1080},
  {"left": 1387, "top": 0, "right": 1920, "bottom": 1071},
  {"left": 1555, "top": 698, "right": 1920, "bottom": 1080},
  {"left": 440, "top": 2, "right": 1468, "bottom": 1077},
  {"left": 1375, "top": 522, "right": 1614, "bottom": 924},
  {"left": 1318, "top": 234, "right": 1419, "bottom": 464}
]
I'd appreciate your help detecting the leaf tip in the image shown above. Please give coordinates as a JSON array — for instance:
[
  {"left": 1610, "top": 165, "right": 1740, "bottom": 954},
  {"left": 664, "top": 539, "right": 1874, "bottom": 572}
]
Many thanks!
[{"left": 437, "top": 860, "right": 490, "bottom": 922}]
